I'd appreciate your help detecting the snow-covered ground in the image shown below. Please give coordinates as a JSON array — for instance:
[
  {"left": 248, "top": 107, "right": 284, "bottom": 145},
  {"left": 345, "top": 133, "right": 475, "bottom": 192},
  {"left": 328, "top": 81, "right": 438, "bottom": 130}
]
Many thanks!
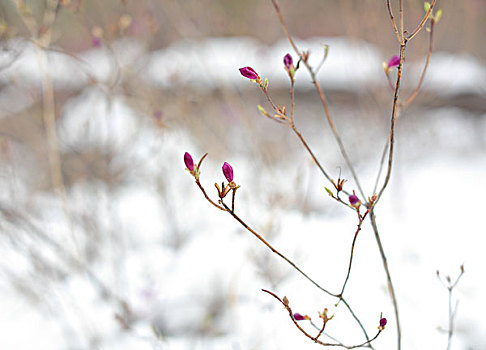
[{"left": 0, "top": 37, "right": 485, "bottom": 349}]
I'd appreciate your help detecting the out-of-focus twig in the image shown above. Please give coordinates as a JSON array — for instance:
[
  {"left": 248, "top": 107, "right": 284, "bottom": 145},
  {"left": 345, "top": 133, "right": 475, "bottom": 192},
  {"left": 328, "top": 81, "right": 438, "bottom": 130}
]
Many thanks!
[{"left": 437, "top": 266, "right": 465, "bottom": 350}]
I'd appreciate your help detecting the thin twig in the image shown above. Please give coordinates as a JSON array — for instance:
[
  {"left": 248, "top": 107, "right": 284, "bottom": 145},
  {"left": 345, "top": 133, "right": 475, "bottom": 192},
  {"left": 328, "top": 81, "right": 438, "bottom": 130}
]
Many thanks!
[
  {"left": 370, "top": 211, "right": 401, "bottom": 350},
  {"left": 373, "top": 140, "right": 389, "bottom": 195},
  {"left": 214, "top": 197, "right": 372, "bottom": 344},
  {"left": 314, "top": 319, "right": 328, "bottom": 341},
  {"left": 374, "top": 18, "right": 436, "bottom": 193},
  {"left": 196, "top": 180, "right": 227, "bottom": 211},
  {"left": 262, "top": 289, "right": 380, "bottom": 349},
  {"left": 219, "top": 201, "right": 336, "bottom": 297},
  {"left": 291, "top": 124, "right": 334, "bottom": 185},
  {"left": 271, "top": 0, "right": 366, "bottom": 201},
  {"left": 290, "top": 78, "right": 296, "bottom": 123},
  {"left": 341, "top": 299, "right": 374, "bottom": 349},
  {"left": 259, "top": 84, "right": 354, "bottom": 200},
  {"left": 437, "top": 267, "right": 464, "bottom": 350},
  {"left": 407, "top": 0, "right": 437, "bottom": 41},
  {"left": 402, "top": 20, "right": 435, "bottom": 107},
  {"left": 309, "top": 320, "right": 344, "bottom": 344},
  {"left": 386, "top": 0, "right": 401, "bottom": 44},
  {"left": 376, "top": 43, "right": 406, "bottom": 203},
  {"left": 339, "top": 210, "right": 370, "bottom": 297},
  {"left": 399, "top": 0, "right": 404, "bottom": 43},
  {"left": 231, "top": 188, "right": 236, "bottom": 212},
  {"left": 447, "top": 287, "right": 454, "bottom": 350}
]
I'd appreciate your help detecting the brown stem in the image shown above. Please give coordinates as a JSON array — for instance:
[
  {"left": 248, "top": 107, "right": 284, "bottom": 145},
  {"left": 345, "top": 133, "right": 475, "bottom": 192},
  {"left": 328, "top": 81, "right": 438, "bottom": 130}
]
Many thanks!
[
  {"left": 218, "top": 200, "right": 372, "bottom": 344},
  {"left": 407, "top": 0, "right": 437, "bottom": 41},
  {"left": 291, "top": 124, "right": 333, "bottom": 185},
  {"left": 339, "top": 211, "right": 369, "bottom": 296},
  {"left": 262, "top": 289, "right": 379, "bottom": 349},
  {"left": 376, "top": 43, "right": 406, "bottom": 203},
  {"left": 196, "top": 180, "right": 227, "bottom": 211},
  {"left": 314, "top": 320, "right": 328, "bottom": 341},
  {"left": 373, "top": 138, "right": 389, "bottom": 195},
  {"left": 311, "top": 81, "right": 366, "bottom": 200},
  {"left": 220, "top": 201, "right": 336, "bottom": 297},
  {"left": 402, "top": 20, "right": 435, "bottom": 107},
  {"left": 370, "top": 211, "right": 401, "bottom": 350},
  {"left": 271, "top": 0, "right": 366, "bottom": 201},
  {"left": 309, "top": 319, "right": 344, "bottom": 344},
  {"left": 399, "top": 0, "right": 404, "bottom": 42},
  {"left": 259, "top": 82, "right": 355, "bottom": 200},
  {"left": 375, "top": 22, "right": 435, "bottom": 193},
  {"left": 258, "top": 80, "right": 354, "bottom": 202},
  {"left": 386, "top": 0, "right": 401, "bottom": 44},
  {"left": 346, "top": 330, "right": 382, "bottom": 349},
  {"left": 290, "top": 79, "right": 296, "bottom": 123}
]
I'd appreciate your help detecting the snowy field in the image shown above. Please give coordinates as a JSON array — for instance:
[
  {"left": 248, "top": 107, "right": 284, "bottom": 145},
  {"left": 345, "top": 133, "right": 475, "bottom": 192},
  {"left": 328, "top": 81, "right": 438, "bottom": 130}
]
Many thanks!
[{"left": 0, "top": 36, "right": 485, "bottom": 349}]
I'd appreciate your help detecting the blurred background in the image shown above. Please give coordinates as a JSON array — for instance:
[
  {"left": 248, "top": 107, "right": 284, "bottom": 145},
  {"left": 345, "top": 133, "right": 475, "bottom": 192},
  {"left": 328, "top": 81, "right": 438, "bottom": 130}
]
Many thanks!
[{"left": 0, "top": 0, "right": 485, "bottom": 349}]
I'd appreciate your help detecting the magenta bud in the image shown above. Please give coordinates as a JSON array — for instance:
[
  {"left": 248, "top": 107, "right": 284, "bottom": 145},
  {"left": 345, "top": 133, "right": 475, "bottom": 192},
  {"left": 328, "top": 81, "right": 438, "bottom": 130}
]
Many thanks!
[
  {"left": 283, "top": 53, "right": 293, "bottom": 69},
  {"left": 349, "top": 192, "right": 360, "bottom": 207},
  {"left": 184, "top": 152, "right": 194, "bottom": 171},
  {"left": 293, "top": 313, "right": 305, "bottom": 321},
  {"left": 239, "top": 66, "right": 259, "bottom": 80},
  {"left": 380, "top": 317, "right": 387, "bottom": 328},
  {"left": 92, "top": 37, "right": 102, "bottom": 47},
  {"left": 387, "top": 55, "right": 402, "bottom": 68},
  {"left": 222, "top": 162, "right": 234, "bottom": 182}
]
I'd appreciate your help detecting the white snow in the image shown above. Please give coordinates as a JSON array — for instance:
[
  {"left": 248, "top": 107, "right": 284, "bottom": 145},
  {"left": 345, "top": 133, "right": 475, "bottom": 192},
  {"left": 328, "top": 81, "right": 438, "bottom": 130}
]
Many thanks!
[{"left": 0, "top": 36, "right": 485, "bottom": 350}]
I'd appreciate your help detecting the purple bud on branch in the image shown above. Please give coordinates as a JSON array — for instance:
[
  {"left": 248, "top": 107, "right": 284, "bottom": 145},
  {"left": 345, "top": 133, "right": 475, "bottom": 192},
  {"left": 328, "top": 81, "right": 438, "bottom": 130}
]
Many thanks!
[
  {"left": 293, "top": 313, "right": 305, "bottom": 321},
  {"left": 184, "top": 152, "right": 194, "bottom": 171},
  {"left": 387, "top": 55, "right": 401, "bottom": 68},
  {"left": 379, "top": 317, "right": 387, "bottom": 329},
  {"left": 283, "top": 53, "right": 293, "bottom": 70},
  {"left": 349, "top": 192, "right": 360, "bottom": 207},
  {"left": 239, "top": 66, "right": 259, "bottom": 80},
  {"left": 222, "top": 162, "right": 234, "bottom": 182}
]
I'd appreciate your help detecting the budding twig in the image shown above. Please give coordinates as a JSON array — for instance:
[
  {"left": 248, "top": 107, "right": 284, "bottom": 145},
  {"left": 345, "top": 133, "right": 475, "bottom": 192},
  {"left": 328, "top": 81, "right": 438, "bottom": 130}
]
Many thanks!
[
  {"left": 262, "top": 289, "right": 382, "bottom": 349},
  {"left": 271, "top": 0, "right": 366, "bottom": 201}
]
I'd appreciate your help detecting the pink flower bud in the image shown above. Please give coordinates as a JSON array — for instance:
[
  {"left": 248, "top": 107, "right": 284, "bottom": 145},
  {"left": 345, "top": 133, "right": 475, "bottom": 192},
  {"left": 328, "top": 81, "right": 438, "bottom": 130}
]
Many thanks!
[
  {"left": 239, "top": 66, "right": 259, "bottom": 80},
  {"left": 380, "top": 317, "right": 387, "bottom": 328},
  {"left": 184, "top": 152, "right": 194, "bottom": 171},
  {"left": 349, "top": 191, "right": 360, "bottom": 207},
  {"left": 222, "top": 162, "right": 233, "bottom": 182},
  {"left": 293, "top": 313, "right": 305, "bottom": 321},
  {"left": 92, "top": 37, "right": 102, "bottom": 47},
  {"left": 283, "top": 53, "right": 293, "bottom": 69},
  {"left": 387, "top": 55, "right": 402, "bottom": 68}
]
